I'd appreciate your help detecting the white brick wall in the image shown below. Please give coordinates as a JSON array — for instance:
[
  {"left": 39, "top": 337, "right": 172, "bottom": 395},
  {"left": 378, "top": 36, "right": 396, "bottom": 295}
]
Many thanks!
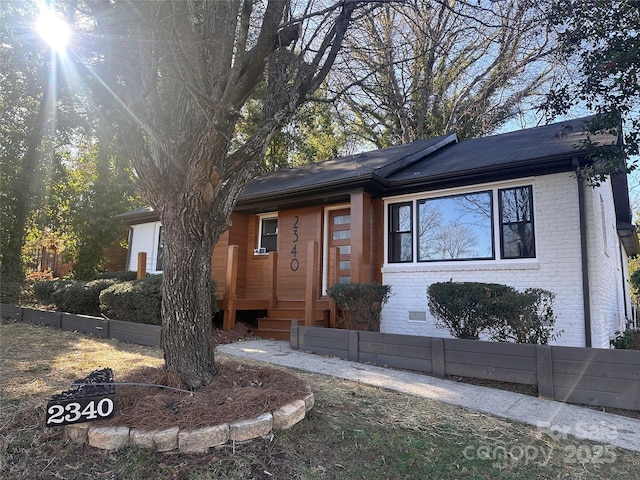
[
  {"left": 128, "top": 222, "right": 162, "bottom": 274},
  {"left": 584, "top": 180, "right": 630, "bottom": 347},
  {"left": 381, "top": 173, "right": 600, "bottom": 347}
]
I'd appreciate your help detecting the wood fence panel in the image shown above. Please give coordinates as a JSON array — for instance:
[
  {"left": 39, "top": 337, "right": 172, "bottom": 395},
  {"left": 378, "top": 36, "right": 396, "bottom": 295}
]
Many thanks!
[
  {"left": 443, "top": 338, "right": 538, "bottom": 385},
  {"left": 551, "top": 345, "right": 640, "bottom": 410},
  {"left": 291, "top": 327, "right": 640, "bottom": 411},
  {"left": 22, "top": 309, "right": 61, "bottom": 328},
  {"left": 61, "top": 313, "right": 109, "bottom": 339},
  {"left": 358, "top": 331, "right": 433, "bottom": 372},
  {"left": 297, "top": 327, "right": 349, "bottom": 359},
  {"left": 553, "top": 387, "right": 640, "bottom": 411},
  {"left": 108, "top": 319, "right": 162, "bottom": 346},
  {"left": 0, "top": 304, "right": 22, "bottom": 321}
]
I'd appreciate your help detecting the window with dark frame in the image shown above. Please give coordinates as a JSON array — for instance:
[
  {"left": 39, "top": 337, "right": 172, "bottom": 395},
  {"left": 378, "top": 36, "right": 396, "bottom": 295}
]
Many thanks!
[
  {"left": 388, "top": 202, "right": 413, "bottom": 262},
  {"left": 387, "top": 185, "right": 536, "bottom": 264},
  {"left": 260, "top": 217, "right": 278, "bottom": 252},
  {"left": 499, "top": 186, "right": 535, "bottom": 258}
]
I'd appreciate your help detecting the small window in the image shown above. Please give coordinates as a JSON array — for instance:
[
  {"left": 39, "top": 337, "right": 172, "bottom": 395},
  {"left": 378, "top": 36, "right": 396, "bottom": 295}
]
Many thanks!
[
  {"left": 389, "top": 202, "right": 413, "bottom": 262},
  {"left": 333, "top": 214, "right": 351, "bottom": 225},
  {"left": 156, "top": 226, "right": 164, "bottom": 271},
  {"left": 260, "top": 217, "right": 278, "bottom": 252},
  {"left": 499, "top": 186, "right": 535, "bottom": 258}
]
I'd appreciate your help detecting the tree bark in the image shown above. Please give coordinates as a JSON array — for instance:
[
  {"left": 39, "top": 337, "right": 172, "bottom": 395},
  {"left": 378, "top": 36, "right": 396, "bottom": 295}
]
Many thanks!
[{"left": 159, "top": 204, "right": 219, "bottom": 390}]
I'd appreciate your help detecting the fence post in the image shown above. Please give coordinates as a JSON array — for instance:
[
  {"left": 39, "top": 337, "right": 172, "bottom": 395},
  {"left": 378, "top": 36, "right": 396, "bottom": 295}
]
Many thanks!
[
  {"left": 305, "top": 241, "right": 319, "bottom": 326},
  {"left": 137, "top": 252, "right": 147, "bottom": 280},
  {"left": 536, "top": 345, "right": 554, "bottom": 400},
  {"left": 431, "top": 337, "right": 445, "bottom": 377},
  {"left": 348, "top": 330, "right": 359, "bottom": 362},
  {"left": 290, "top": 320, "right": 299, "bottom": 350}
]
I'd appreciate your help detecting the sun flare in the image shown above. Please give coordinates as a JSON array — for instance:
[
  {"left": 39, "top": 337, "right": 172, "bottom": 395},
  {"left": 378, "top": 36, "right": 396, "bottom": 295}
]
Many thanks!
[{"left": 36, "top": 8, "right": 71, "bottom": 52}]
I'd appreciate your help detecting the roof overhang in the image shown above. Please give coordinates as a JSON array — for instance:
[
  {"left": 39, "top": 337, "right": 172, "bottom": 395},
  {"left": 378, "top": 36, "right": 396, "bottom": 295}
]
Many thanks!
[{"left": 617, "top": 222, "right": 640, "bottom": 257}]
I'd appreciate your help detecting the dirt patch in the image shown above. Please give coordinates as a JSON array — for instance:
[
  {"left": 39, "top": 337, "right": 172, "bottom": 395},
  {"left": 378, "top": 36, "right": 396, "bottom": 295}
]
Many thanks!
[
  {"left": 95, "top": 362, "right": 310, "bottom": 430},
  {"left": 211, "top": 322, "right": 257, "bottom": 346}
]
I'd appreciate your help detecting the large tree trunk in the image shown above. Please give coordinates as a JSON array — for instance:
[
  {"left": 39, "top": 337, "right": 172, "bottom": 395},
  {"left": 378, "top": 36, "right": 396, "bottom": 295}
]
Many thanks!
[
  {"left": 160, "top": 206, "right": 218, "bottom": 390},
  {"left": 86, "top": 0, "right": 363, "bottom": 390}
]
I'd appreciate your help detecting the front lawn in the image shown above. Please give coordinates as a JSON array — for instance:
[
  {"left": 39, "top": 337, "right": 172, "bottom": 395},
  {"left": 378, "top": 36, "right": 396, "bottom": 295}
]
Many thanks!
[{"left": 2, "top": 320, "right": 639, "bottom": 479}]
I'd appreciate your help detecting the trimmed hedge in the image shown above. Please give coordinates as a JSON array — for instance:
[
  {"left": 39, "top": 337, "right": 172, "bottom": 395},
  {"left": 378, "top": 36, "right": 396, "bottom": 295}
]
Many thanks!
[
  {"left": 326, "top": 282, "right": 391, "bottom": 331},
  {"left": 99, "top": 275, "right": 218, "bottom": 325},
  {"left": 54, "top": 279, "right": 118, "bottom": 316},
  {"left": 95, "top": 271, "right": 138, "bottom": 281},
  {"left": 99, "top": 275, "right": 163, "bottom": 325},
  {"left": 427, "top": 281, "right": 559, "bottom": 344}
]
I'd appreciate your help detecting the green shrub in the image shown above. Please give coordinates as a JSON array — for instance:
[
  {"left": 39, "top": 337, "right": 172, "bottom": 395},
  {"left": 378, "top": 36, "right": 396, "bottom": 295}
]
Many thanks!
[
  {"left": 100, "top": 275, "right": 163, "bottom": 324},
  {"left": 326, "top": 282, "right": 391, "bottom": 331},
  {"left": 427, "top": 282, "right": 513, "bottom": 339},
  {"left": 610, "top": 329, "right": 640, "bottom": 349},
  {"left": 427, "top": 282, "right": 559, "bottom": 344},
  {"left": 33, "top": 280, "right": 58, "bottom": 304},
  {"left": 54, "top": 279, "right": 118, "bottom": 316},
  {"left": 487, "top": 288, "right": 560, "bottom": 344},
  {"left": 95, "top": 271, "right": 138, "bottom": 281},
  {"left": 100, "top": 275, "right": 218, "bottom": 325}
]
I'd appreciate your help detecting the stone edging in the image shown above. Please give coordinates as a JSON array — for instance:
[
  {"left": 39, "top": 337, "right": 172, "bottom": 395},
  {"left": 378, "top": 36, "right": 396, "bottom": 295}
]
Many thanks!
[{"left": 65, "top": 391, "right": 314, "bottom": 453}]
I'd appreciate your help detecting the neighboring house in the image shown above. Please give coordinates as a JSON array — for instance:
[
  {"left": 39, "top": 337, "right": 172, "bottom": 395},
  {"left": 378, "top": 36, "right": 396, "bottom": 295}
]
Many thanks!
[{"left": 115, "top": 116, "right": 638, "bottom": 348}]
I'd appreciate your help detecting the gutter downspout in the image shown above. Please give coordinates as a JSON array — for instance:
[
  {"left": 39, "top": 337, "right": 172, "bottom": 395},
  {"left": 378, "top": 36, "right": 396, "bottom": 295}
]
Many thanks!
[{"left": 575, "top": 158, "right": 592, "bottom": 347}]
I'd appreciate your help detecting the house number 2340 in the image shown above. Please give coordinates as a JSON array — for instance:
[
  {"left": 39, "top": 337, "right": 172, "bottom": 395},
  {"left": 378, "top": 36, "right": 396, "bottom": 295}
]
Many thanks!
[{"left": 290, "top": 216, "right": 299, "bottom": 272}]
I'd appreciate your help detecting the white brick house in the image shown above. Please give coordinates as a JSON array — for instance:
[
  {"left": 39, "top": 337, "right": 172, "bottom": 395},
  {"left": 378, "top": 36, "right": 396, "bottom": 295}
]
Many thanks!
[{"left": 116, "top": 116, "right": 638, "bottom": 347}]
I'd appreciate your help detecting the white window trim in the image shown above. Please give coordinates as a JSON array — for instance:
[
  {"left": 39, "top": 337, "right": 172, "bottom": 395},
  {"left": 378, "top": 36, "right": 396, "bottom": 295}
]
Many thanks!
[
  {"left": 383, "top": 178, "right": 538, "bottom": 268},
  {"left": 257, "top": 212, "right": 278, "bottom": 253},
  {"left": 148, "top": 222, "right": 163, "bottom": 274}
]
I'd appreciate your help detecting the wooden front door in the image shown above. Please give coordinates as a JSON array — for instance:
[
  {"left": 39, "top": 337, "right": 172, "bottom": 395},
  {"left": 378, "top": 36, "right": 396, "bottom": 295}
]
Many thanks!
[{"left": 327, "top": 208, "right": 351, "bottom": 285}]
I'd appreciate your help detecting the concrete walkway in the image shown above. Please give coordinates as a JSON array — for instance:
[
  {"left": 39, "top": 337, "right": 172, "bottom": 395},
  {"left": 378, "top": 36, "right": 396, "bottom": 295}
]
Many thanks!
[{"left": 217, "top": 339, "right": 640, "bottom": 454}]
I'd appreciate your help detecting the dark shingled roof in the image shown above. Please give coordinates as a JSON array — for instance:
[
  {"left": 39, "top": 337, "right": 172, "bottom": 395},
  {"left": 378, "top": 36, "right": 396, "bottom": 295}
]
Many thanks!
[
  {"left": 238, "top": 134, "right": 457, "bottom": 203},
  {"left": 386, "top": 116, "right": 618, "bottom": 187},
  {"left": 236, "top": 116, "right": 619, "bottom": 210}
]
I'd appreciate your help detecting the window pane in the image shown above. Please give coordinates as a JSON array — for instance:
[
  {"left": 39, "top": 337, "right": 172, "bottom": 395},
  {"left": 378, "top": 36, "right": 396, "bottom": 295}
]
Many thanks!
[
  {"left": 261, "top": 218, "right": 278, "bottom": 252},
  {"left": 389, "top": 203, "right": 413, "bottom": 262},
  {"left": 332, "top": 230, "right": 351, "bottom": 240},
  {"left": 333, "top": 215, "right": 350, "bottom": 225},
  {"left": 339, "top": 245, "right": 351, "bottom": 254},
  {"left": 500, "top": 187, "right": 535, "bottom": 258},
  {"left": 262, "top": 218, "right": 278, "bottom": 235},
  {"left": 339, "top": 260, "right": 350, "bottom": 270},
  {"left": 417, "top": 192, "right": 493, "bottom": 261}
]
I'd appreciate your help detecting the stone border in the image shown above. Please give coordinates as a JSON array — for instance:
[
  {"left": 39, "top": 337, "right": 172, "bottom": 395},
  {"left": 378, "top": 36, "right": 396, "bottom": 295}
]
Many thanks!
[{"left": 65, "top": 391, "right": 314, "bottom": 453}]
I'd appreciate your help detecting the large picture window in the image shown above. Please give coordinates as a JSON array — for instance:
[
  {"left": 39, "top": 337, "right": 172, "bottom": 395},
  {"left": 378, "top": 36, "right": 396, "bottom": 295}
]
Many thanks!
[
  {"left": 499, "top": 186, "right": 535, "bottom": 258},
  {"left": 417, "top": 191, "right": 493, "bottom": 261},
  {"left": 387, "top": 185, "right": 535, "bottom": 264},
  {"left": 388, "top": 203, "right": 413, "bottom": 262}
]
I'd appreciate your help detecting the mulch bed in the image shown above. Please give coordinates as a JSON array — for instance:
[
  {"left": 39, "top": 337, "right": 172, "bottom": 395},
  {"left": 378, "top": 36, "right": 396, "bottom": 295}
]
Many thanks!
[{"left": 95, "top": 362, "right": 310, "bottom": 430}]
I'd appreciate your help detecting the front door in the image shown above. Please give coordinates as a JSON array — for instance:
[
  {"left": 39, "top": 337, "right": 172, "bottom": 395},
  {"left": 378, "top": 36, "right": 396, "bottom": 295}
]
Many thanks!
[{"left": 327, "top": 208, "right": 351, "bottom": 287}]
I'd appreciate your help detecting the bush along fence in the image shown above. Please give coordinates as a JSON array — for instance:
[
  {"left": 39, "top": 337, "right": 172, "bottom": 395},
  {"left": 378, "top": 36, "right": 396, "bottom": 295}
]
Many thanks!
[
  {"left": 0, "top": 304, "right": 162, "bottom": 347},
  {"left": 290, "top": 322, "right": 640, "bottom": 412}
]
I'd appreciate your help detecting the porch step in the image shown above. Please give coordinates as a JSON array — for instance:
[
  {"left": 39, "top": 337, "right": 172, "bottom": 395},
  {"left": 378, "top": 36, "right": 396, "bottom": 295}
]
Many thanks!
[
  {"left": 258, "top": 316, "right": 327, "bottom": 330},
  {"left": 252, "top": 313, "right": 329, "bottom": 340},
  {"left": 250, "top": 328, "right": 291, "bottom": 341}
]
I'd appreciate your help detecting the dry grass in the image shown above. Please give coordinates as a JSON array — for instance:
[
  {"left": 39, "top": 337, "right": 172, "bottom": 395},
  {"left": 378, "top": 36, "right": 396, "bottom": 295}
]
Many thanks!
[
  {"left": 2, "top": 320, "right": 640, "bottom": 480},
  {"left": 0, "top": 321, "right": 163, "bottom": 408}
]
